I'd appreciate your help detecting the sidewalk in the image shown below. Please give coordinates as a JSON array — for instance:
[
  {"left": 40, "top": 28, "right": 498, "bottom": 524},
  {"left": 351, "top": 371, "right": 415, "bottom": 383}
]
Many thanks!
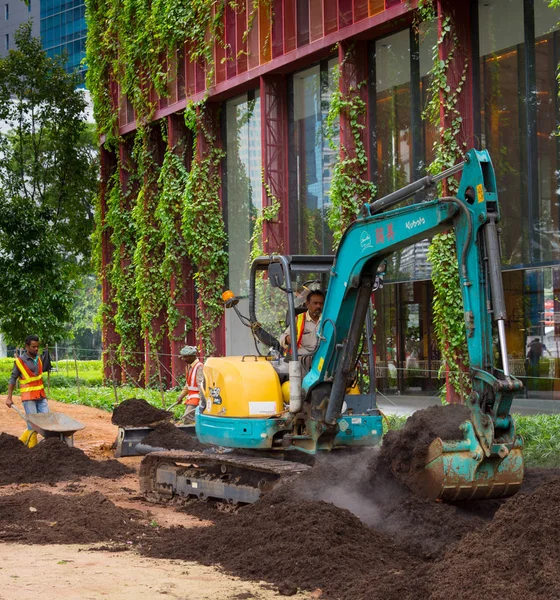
[{"left": 375, "top": 391, "right": 560, "bottom": 417}]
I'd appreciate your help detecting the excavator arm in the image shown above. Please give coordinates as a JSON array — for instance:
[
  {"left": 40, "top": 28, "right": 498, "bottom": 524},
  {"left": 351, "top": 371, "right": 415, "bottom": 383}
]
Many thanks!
[{"left": 301, "top": 148, "right": 523, "bottom": 499}]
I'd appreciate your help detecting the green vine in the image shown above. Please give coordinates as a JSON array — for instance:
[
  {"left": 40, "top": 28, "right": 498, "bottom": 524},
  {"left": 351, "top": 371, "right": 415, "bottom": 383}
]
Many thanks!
[
  {"left": 419, "top": 0, "right": 470, "bottom": 399},
  {"left": 250, "top": 168, "right": 281, "bottom": 260},
  {"left": 325, "top": 51, "right": 376, "bottom": 249},
  {"left": 182, "top": 102, "right": 228, "bottom": 356},
  {"left": 104, "top": 168, "right": 143, "bottom": 378},
  {"left": 156, "top": 136, "right": 192, "bottom": 341},
  {"left": 87, "top": 0, "right": 269, "bottom": 367}
]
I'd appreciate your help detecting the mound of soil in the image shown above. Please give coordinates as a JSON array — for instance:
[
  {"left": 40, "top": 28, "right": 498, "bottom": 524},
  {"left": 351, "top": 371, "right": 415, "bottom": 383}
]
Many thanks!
[
  {"left": 276, "top": 449, "right": 488, "bottom": 560},
  {"left": 140, "top": 423, "right": 207, "bottom": 451},
  {"left": 111, "top": 398, "right": 172, "bottom": 427},
  {"left": 376, "top": 404, "right": 471, "bottom": 485},
  {"left": 0, "top": 434, "right": 132, "bottom": 485},
  {"left": 428, "top": 476, "right": 560, "bottom": 600},
  {"left": 0, "top": 490, "right": 149, "bottom": 544},
  {"left": 144, "top": 488, "right": 428, "bottom": 599}
]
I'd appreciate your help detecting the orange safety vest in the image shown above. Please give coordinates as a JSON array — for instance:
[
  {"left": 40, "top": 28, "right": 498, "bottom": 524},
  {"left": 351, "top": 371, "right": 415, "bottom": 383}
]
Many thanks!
[
  {"left": 295, "top": 312, "right": 306, "bottom": 348},
  {"left": 185, "top": 359, "right": 203, "bottom": 406},
  {"left": 15, "top": 357, "right": 46, "bottom": 401}
]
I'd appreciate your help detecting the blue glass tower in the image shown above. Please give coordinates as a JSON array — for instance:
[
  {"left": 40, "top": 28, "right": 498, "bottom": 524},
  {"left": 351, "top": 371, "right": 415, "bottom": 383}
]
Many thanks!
[{"left": 40, "top": 0, "right": 86, "bottom": 79}]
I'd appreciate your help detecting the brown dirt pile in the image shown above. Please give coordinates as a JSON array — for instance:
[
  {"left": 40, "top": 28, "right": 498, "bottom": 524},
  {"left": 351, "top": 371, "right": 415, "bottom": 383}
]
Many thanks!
[
  {"left": 0, "top": 433, "right": 132, "bottom": 484},
  {"left": 428, "top": 477, "right": 560, "bottom": 600},
  {"left": 144, "top": 488, "right": 428, "bottom": 599},
  {"left": 140, "top": 422, "right": 207, "bottom": 451},
  {"left": 376, "top": 403, "right": 470, "bottom": 484},
  {"left": 111, "top": 398, "right": 172, "bottom": 427},
  {"left": 0, "top": 490, "right": 149, "bottom": 544}
]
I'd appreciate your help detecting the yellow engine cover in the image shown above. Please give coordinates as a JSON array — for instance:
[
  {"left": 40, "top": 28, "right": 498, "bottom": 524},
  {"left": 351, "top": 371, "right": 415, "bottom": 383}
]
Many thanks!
[{"left": 202, "top": 356, "right": 284, "bottom": 418}]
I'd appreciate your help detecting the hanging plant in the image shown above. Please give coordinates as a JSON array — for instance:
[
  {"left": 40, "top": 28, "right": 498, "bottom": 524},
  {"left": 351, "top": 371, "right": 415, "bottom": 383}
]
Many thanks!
[
  {"left": 182, "top": 102, "right": 228, "bottom": 356},
  {"left": 418, "top": 0, "right": 471, "bottom": 399},
  {"left": 325, "top": 52, "right": 376, "bottom": 249}
]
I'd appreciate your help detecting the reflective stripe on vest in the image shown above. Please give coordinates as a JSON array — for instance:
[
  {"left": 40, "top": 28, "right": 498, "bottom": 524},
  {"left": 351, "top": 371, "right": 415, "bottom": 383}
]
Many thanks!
[
  {"left": 296, "top": 312, "right": 306, "bottom": 348},
  {"left": 15, "top": 357, "right": 45, "bottom": 400},
  {"left": 186, "top": 361, "right": 203, "bottom": 406}
]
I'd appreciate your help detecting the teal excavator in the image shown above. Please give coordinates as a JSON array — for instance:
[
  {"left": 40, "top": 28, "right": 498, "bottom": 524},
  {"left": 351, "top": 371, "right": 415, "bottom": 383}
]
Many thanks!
[{"left": 140, "top": 149, "right": 524, "bottom": 504}]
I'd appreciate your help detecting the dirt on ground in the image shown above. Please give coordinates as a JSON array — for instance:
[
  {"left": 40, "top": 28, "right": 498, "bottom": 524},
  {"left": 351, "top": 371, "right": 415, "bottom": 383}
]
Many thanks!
[
  {"left": 0, "top": 399, "right": 559, "bottom": 600},
  {"left": 140, "top": 422, "right": 208, "bottom": 451},
  {"left": 0, "top": 433, "right": 132, "bottom": 484},
  {"left": 111, "top": 398, "right": 173, "bottom": 427}
]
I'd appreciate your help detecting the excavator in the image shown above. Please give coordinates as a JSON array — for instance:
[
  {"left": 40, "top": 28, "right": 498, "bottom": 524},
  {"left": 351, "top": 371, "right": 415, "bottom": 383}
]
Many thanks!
[{"left": 139, "top": 148, "right": 524, "bottom": 504}]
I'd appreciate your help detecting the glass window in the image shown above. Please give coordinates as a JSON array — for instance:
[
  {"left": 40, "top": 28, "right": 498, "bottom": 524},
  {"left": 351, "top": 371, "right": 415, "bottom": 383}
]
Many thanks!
[
  {"left": 292, "top": 57, "right": 338, "bottom": 254},
  {"left": 5, "top": 4, "right": 8, "bottom": 20},
  {"left": 479, "top": 0, "right": 526, "bottom": 266},
  {"left": 419, "top": 19, "right": 438, "bottom": 168},
  {"left": 534, "top": 1, "right": 560, "bottom": 264},
  {"left": 225, "top": 91, "right": 263, "bottom": 355},
  {"left": 4, "top": 33, "right": 8, "bottom": 50},
  {"left": 375, "top": 29, "right": 412, "bottom": 198}
]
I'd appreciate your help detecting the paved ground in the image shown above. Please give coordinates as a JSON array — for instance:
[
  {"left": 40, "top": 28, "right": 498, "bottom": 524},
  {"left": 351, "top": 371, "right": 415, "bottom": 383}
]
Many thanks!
[{"left": 376, "top": 391, "right": 560, "bottom": 417}]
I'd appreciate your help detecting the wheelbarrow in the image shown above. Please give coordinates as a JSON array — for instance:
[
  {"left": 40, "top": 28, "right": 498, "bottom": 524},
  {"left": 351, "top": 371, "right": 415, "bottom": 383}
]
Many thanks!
[{"left": 11, "top": 405, "right": 85, "bottom": 447}]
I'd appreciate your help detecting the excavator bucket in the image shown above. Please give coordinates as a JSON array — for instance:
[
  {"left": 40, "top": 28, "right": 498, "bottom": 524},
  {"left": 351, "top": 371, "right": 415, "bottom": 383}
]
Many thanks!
[{"left": 409, "top": 420, "right": 524, "bottom": 502}]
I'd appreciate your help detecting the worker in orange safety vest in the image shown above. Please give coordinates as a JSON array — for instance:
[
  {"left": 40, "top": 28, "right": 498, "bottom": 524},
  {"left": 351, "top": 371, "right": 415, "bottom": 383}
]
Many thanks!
[
  {"left": 279, "top": 289, "right": 325, "bottom": 374},
  {"left": 176, "top": 345, "right": 204, "bottom": 422},
  {"left": 5, "top": 335, "right": 49, "bottom": 447}
]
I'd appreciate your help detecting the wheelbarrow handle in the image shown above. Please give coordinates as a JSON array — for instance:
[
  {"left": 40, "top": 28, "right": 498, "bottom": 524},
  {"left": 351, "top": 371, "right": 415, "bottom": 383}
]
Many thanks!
[{"left": 10, "top": 404, "right": 28, "bottom": 423}]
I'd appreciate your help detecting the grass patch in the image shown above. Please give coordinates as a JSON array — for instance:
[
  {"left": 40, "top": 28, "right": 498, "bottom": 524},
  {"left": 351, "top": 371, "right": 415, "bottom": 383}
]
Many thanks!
[
  {"left": 50, "top": 386, "right": 184, "bottom": 419},
  {"left": 514, "top": 413, "right": 560, "bottom": 468}
]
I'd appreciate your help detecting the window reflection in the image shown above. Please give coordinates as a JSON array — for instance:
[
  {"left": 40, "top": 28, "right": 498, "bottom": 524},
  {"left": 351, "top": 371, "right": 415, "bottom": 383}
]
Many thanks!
[
  {"left": 292, "top": 58, "right": 338, "bottom": 254},
  {"left": 479, "top": 0, "right": 525, "bottom": 266},
  {"left": 224, "top": 91, "right": 262, "bottom": 355}
]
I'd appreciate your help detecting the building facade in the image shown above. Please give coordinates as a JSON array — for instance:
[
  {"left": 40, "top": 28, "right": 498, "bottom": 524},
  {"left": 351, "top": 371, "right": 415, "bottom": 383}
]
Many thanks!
[
  {"left": 0, "top": 0, "right": 39, "bottom": 57},
  {"left": 41, "top": 0, "right": 86, "bottom": 77},
  {"left": 97, "top": 0, "right": 560, "bottom": 398}
]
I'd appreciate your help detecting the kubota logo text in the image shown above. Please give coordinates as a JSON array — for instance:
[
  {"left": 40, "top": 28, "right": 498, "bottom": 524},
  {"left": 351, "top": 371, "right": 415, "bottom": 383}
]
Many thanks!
[{"left": 405, "top": 217, "right": 425, "bottom": 230}]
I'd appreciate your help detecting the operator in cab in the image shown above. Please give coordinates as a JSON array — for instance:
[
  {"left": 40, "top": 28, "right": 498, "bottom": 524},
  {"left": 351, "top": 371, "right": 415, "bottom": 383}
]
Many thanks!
[
  {"left": 5, "top": 334, "right": 49, "bottom": 448},
  {"left": 279, "top": 289, "right": 324, "bottom": 374},
  {"left": 176, "top": 345, "right": 204, "bottom": 422}
]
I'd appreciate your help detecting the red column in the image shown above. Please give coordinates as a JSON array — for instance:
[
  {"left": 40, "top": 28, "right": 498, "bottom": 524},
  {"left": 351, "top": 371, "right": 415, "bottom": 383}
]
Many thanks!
[
  {"left": 339, "top": 40, "right": 370, "bottom": 219},
  {"left": 437, "top": 0, "right": 475, "bottom": 404},
  {"left": 168, "top": 113, "right": 198, "bottom": 385},
  {"left": 195, "top": 103, "right": 226, "bottom": 357},
  {"left": 119, "top": 139, "right": 144, "bottom": 386},
  {"left": 437, "top": 0, "right": 474, "bottom": 195},
  {"left": 143, "top": 125, "right": 172, "bottom": 388},
  {"left": 100, "top": 147, "right": 122, "bottom": 384},
  {"left": 260, "top": 75, "right": 289, "bottom": 254}
]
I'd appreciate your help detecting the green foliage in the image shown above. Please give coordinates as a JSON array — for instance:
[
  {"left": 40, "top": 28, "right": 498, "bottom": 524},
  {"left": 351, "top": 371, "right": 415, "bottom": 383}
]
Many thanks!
[
  {"left": 156, "top": 139, "right": 192, "bottom": 341},
  {"left": 427, "top": 232, "right": 470, "bottom": 397},
  {"left": 0, "top": 23, "right": 98, "bottom": 344},
  {"left": 326, "top": 57, "right": 376, "bottom": 248},
  {"left": 104, "top": 171, "right": 143, "bottom": 372},
  {"left": 132, "top": 127, "right": 167, "bottom": 351},
  {"left": 417, "top": 3, "right": 470, "bottom": 398},
  {"left": 250, "top": 169, "right": 281, "bottom": 261},
  {"left": 85, "top": 0, "right": 260, "bottom": 359},
  {"left": 182, "top": 104, "right": 228, "bottom": 355},
  {"left": 514, "top": 413, "right": 560, "bottom": 467},
  {"left": 51, "top": 384, "right": 181, "bottom": 412}
]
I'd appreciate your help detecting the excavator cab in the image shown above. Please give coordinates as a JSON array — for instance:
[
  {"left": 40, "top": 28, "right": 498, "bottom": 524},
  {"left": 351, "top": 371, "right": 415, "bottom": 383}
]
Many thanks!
[{"left": 196, "top": 254, "right": 385, "bottom": 452}]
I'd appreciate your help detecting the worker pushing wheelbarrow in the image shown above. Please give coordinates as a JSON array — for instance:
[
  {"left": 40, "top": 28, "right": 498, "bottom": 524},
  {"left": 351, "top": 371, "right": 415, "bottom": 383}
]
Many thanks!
[{"left": 4, "top": 334, "right": 84, "bottom": 448}]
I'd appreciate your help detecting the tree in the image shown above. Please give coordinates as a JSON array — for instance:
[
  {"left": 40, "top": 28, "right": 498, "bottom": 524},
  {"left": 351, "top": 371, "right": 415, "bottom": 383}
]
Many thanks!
[{"left": 0, "top": 23, "right": 98, "bottom": 345}]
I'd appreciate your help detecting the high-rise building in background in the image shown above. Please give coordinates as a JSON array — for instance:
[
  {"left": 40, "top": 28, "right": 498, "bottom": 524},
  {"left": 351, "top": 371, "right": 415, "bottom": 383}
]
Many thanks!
[
  {"left": 0, "top": 0, "right": 40, "bottom": 58},
  {"left": 41, "top": 0, "right": 86, "bottom": 79},
  {"left": 0, "top": 0, "right": 86, "bottom": 81}
]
